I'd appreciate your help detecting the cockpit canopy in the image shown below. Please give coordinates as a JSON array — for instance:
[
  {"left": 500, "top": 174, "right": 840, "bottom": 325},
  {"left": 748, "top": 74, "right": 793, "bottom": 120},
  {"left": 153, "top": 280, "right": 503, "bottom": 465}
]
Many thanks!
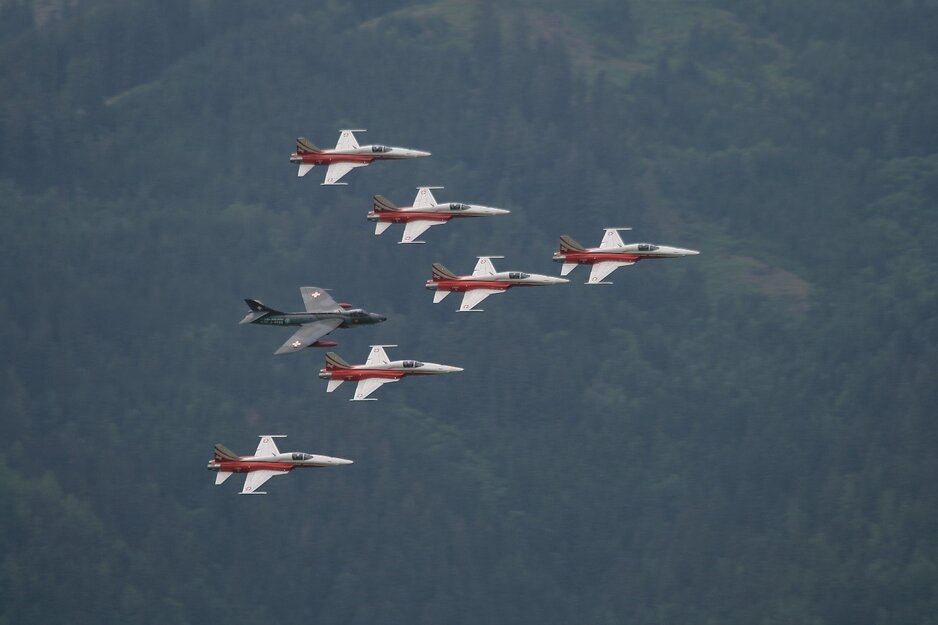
[
  {"left": 292, "top": 453, "right": 313, "bottom": 460},
  {"left": 371, "top": 145, "right": 391, "bottom": 153},
  {"left": 508, "top": 272, "right": 530, "bottom": 279},
  {"left": 449, "top": 203, "right": 470, "bottom": 211},
  {"left": 348, "top": 309, "right": 366, "bottom": 316},
  {"left": 402, "top": 360, "right": 424, "bottom": 368},
  {"left": 637, "top": 243, "right": 659, "bottom": 251}
]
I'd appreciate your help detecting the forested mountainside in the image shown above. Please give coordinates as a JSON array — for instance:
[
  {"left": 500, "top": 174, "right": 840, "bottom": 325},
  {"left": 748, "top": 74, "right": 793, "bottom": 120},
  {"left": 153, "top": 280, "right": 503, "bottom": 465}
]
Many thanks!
[{"left": 1, "top": 1, "right": 936, "bottom": 623}]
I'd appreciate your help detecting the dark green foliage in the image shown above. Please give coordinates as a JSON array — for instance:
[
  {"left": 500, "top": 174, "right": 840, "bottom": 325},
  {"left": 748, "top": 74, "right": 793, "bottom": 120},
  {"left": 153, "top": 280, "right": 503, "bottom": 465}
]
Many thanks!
[{"left": 0, "top": 1, "right": 935, "bottom": 623}]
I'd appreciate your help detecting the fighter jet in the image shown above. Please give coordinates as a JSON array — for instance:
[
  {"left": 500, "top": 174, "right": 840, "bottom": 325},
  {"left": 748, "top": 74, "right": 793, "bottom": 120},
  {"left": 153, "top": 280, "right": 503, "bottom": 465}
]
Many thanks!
[
  {"left": 240, "top": 287, "right": 386, "bottom": 354},
  {"left": 553, "top": 228, "right": 700, "bottom": 284},
  {"left": 208, "top": 435, "right": 352, "bottom": 495},
  {"left": 426, "top": 256, "right": 569, "bottom": 312},
  {"left": 289, "top": 130, "right": 431, "bottom": 185},
  {"left": 319, "top": 345, "right": 463, "bottom": 401},
  {"left": 368, "top": 187, "right": 510, "bottom": 244}
]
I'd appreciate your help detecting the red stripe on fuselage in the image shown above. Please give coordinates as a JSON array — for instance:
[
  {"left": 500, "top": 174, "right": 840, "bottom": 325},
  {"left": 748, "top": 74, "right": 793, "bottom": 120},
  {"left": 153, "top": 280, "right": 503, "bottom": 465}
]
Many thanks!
[
  {"left": 213, "top": 461, "right": 296, "bottom": 473},
  {"left": 292, "top": 153, "right": 377, "bottom": 165},
  {"left": 368, "top": 212, "right": 456, "bottom": 223},
  {"left": 430, "top": 280, "right": 515, "bottom": 292},
  {"left": 556, "top": 252, "right": 642, "bottom": 264},
  {"left": 323, "top": 369, "right": 408, "bottom": 381}
]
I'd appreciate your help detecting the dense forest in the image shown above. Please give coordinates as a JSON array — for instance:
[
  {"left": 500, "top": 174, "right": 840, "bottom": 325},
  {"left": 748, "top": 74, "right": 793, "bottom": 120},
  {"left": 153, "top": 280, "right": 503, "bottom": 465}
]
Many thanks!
[{"left": 1, "top": 0, "right": 936, "bottom": 623}]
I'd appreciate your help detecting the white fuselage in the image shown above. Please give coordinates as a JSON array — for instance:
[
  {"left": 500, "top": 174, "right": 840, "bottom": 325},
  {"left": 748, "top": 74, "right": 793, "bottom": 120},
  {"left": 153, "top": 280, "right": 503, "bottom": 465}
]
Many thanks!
[
  {"left": 395, "top": 203, "right": 509, "bottom": 217},
  {"left": 326, "top": 145, "right": 431, "bottom": 159},
  {"left": 587, "top": 243, "right": 700, "bottom": 258},
  {"left": 238, "top": 452, "right": 353, "bottom": 467}
]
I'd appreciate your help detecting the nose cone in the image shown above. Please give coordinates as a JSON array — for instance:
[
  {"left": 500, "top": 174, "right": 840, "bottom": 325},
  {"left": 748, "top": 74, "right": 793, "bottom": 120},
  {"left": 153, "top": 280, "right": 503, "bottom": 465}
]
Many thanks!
[
  {"left": 488, "top": 207, "right": 511, "bottom": 215},
  {"left": 394, "top": 148, "right": 431, "bottom": 158},
  {"left": 441, "top": 365, "right": 464, "bottom": 373},
  {"left": 547, "top": 276, "right": 571, "bottom": 284},
  {"left": 372, "top": 313, "right": 387, "bottom": 323},
  {"left": 334, "top": 457, "right": 354, "bottom": 466}
]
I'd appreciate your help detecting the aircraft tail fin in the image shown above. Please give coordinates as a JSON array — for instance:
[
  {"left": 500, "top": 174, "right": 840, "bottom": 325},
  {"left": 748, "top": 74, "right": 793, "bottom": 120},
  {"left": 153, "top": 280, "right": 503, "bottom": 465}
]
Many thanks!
[
  {"left": 296, "top": 137, "right": 321, "bottom": 154},
  {"left": 559, "top": 235, "right": 586, "bottom": 253},
  {"left": 241, "top": 299, "right": 282, "bottom": 324},
  {"left": 431, "top": 263, "right": 458, "bottom": 281},
  {"left": 373, "top": 195, "right": 399, "bottom": 212},
  {"left": 214, "top": 444, "right": 239, "bottom": 462},
  {"left": 325, "top": 351, "right": 352, "bottom": 370}
]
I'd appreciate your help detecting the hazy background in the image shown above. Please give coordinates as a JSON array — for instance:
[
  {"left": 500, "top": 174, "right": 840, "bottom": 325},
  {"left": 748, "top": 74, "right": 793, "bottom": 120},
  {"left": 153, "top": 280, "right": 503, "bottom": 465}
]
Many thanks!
[{"left": 1, "top": 0, "right": 936, "bottom": 623}]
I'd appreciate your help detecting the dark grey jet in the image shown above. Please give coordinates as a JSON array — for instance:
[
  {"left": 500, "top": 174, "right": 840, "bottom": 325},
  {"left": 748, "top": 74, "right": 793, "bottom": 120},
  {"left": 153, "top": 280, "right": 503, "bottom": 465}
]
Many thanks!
[{"left": 240, "top": 287, "right": 386, "bottom": 355}]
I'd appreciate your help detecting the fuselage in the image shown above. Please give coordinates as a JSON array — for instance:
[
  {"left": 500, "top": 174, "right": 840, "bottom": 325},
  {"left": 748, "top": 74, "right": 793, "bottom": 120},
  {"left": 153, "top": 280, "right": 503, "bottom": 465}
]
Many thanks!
[
  {"left": 367, "top": 204, "right": 509, "bottom": 224},
  {"left": 247, "top": 309, "right": 386, "bottom": 328},
  {"left": 553, "top": 243, "right": 700, "bottom": 265},
  {"left": 426, "top": 271, "right": 569, "bottom": 292},
  {"left": 319, "top": 360, "right": 463, "bottom": 381},
  {"left": 207, "top": 452, "right": 353, "bottom": 474},
  {"left": 290, "top": 144, "right": 430, "bottom": 166}
]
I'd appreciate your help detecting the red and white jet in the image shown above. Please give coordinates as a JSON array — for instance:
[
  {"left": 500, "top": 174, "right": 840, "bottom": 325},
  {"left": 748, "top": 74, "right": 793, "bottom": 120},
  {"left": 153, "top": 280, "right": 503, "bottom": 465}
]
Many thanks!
[
  {"left": 368, "top": 186, "right": 510, "bottom": 244},
  {"left": 207, "top": 435, "right": 352, "bottom": 495},
  {"left": 553, "top": 228, "right": 700, "bottom": 284},
  {"left": 319, "top": 345, "right": 463, "bottom": 401},
  {"left": 289, "top": 129, "right": 430, "bottom": 185},
  {"left": 426, "top": 256, "right": 569, "bottom": 312}
]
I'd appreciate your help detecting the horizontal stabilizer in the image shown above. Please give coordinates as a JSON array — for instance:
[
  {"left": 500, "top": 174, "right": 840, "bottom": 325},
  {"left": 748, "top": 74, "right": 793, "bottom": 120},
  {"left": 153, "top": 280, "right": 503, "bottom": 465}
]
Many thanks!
[
  {"left": 327, "top": 379, "right": 344, "bottom": 393},
  {"left": 560, "top": 263, "right": 578, "bottom": 277},
  {"left": 433, "top": 290, "right": 450, "bottom": 304},
  {"left": 215, "top": 471, "right": 234, "bottom": 485},
  {"left": 375, "top": 221, "right": 393, "bottom": 236},
  {"left": 297, "top": 163, "right": 315, "bottom": 177}
]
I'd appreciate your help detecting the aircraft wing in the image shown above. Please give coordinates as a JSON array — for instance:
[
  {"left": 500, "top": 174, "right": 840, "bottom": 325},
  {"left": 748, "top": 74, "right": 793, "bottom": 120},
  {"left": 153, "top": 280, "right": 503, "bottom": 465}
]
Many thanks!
[
  {"left": 323, "top": 162, "right": 368, "bottom": 185},
  {"left": 351, "top": 377, "right": 399, "bottom": 401},
  {"left": 413, "top": 187, "right": 439, "bottom": 208},
  {"left": 300, "top": 287, "right": 341, "bottom": 313},
  {"left": 365, "top": 345, "right": 392, "bottom": 366},
  {"left": 254, "top": 436, "right": 283, "bottom": 457},
  {"left": 401, "top": 220, "right": 446, "bottom": 243},
  {"left": 472, "top": 257, "right": 498, "bottom": 277},
  {"left": 274, "top": 319, "right": 343, "bottom": 355},
  {"left": 600, "top": 229, "right": 627, "bottom": 249},
  {"left": 335, "top": 130, "right": 362, "bottom": 151},
  {"left": 588, "top": 261, "right": 634, "bottom": 284},
  {"left": 240, "top": 470, "right": 288, "bottom": 495},
  {"left": 459, "top": 288, "right": 504, "bottom": 312}
]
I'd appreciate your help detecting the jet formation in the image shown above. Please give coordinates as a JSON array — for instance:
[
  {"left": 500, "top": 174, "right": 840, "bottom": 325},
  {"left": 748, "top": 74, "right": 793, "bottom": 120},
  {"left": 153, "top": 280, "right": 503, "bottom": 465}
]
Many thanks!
[
  {"left": 290, "top": 130, "right": 430, "bottom": 185},
  {"left": 240, "top": 287, "right": 386, "bottom": 354},
  {"left": 426, "top": 256, "right": 569, "bottom": 312},
  {"left": 368, "top": 186, "right": 510, "bottom": 244},
  {"left": 216, "top": 130, "right": 703, "bottom": 494},
  {"left": 553, "top": 228, "right": 700, "bottom": 284},
  {"left": 319, "top": 345, "right": 463, "bottom": 401},
  {"left": 208, "top": 435, "right": 352, "bottom": 495}
]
